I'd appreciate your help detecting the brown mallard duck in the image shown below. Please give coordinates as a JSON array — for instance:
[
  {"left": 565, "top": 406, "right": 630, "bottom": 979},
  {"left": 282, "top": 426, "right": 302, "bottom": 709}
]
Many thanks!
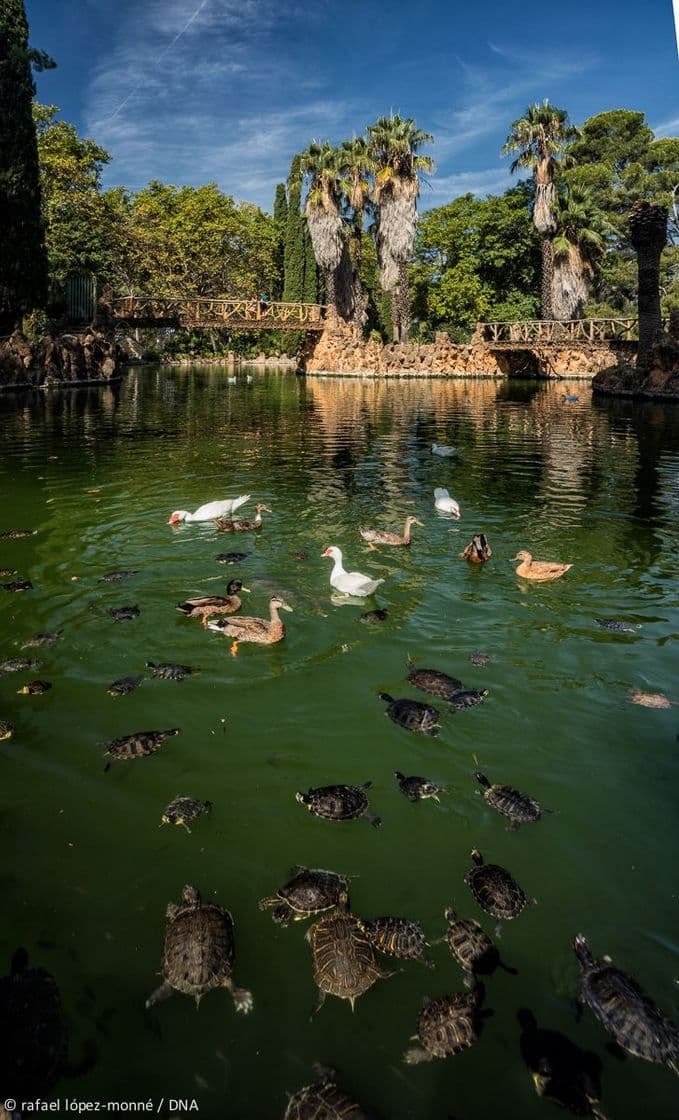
[
  {"left": 359, "top": 516, "right": 422, "bottom": 547},
  {"left": 512, "top": 550, "right": 571, "bottom": 582},
  {"left": 460, "top": 533, "right": 492, "bottom": 563},
  {"left": 215, "top": 504, "right": 271, "bottom": 532},
  {"left": 176, "top": 579, "right": 248, "bottom": 626},
  {"left": 207, "top": 594, "right": 292, "bottom": 654}
]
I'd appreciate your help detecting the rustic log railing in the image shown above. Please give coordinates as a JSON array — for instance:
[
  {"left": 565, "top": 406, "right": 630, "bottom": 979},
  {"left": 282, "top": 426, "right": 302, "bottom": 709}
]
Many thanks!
[
  {"left": 475, "top": 317, "right": 666, "bottom": 344},
  {"left": 111, "top": 296, "right": 327, "bottom": 331}
]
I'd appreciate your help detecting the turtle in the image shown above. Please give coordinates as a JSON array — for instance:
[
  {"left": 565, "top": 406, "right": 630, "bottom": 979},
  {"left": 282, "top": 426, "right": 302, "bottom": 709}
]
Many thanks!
[
  {"left": 475, "top": 771, "right": 544, "bottom": 830},
  {"left": 0, "top": 528, "right": 37, "bottom": 539},
  {"left": 0, "top": 658, "right": 39, "bottom": 674},
  {"left": 406, "top": 665, "right": 463, "bottom": 700},
  {"left": 518, "top": 1008, "right": 607, "bottom": 1120},
  {"left": 0, "top": 568, "right": 16, "bottom": 577},
  {"left": 215, "top": 552, "right": 249, "bottom": 564},
  {"left": 403, "top": 986, "right": 486, "bottom": 1063},
  {"left": 3, "top": 580, "right": 33, "bottom": 592},
  {"left": 595, "top": 619, "right": 638, "bottom": 634},
  {"left": 107, "top": 675, "right": 143, "bottom": 697},
  {"left": 628, "top": 690, "right": 673, "bottom": 709},
  {"left": 103, "top": 727, "right": 180, "bottom": 770},
  {"left": 145, "top": 884, "right": 253, "bottom": 1013},
  {"left": 146, "top": 661, "right": 194, "bottom": 681},
  {"left": 358, "top": 917, "right": 431, "bottom": 964},
  {"left": 465, "top": 849, "right": 536, "bottom": 935},
  {"left": 259, "top": 866, "right": 349, "bottom": 926},
  {"left": 107, "top": 605, "right": 140, "bottom": 621},
  {"left": 98, "top": 569, "right": 140, "bottom": 583},
  {"left": 395, "top": 771, "right": 443, "bottom": 803},
  {"left": 296, "top": 783, "right": 381, "bottom": 828},
  {"left": 378, "top": 693, "right": 440, "bottom": 736},
  {"left": 161, "top": 796, "right": 212, "bottom": 833},
  {"left": 0, "top": 720, "right": 15, "bottom": 740},
  {"left": 469, "top": 651, "right": 492, "bottom": 667},
  {"left": 20, "top": 630, "right": 63, "bottom": 649},
  {"left": 290, "top": 550, "right": 308, "bottom": 561},
  {"left": 306, "top": 891, "right": 391, "bottom": 1012},
  {"left": 0, "top": 948, "right": 68, "bottom": 1099},
  {"left": 573, "top": 934, "right": 679, "bottom": 1072},
  {"left": 449, "top": 688, "right": 489, "bottom": 711},
  {"left": 360, "top": 607, "right": 389, "bottom": 624},
  {"left": 284, "top": 1065, "right": 370, "bottom": 1120},
  {"left": 439, "top": 908, "right": 514, "bottom": 987},
  {"left": 17, "top": 680, "right": 52, "bottom": 695}
]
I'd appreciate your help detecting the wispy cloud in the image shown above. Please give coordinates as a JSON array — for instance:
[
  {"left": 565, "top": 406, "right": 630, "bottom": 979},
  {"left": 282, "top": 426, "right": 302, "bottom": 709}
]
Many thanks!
[{"left": 652, "top": 115, "right": 679, "bottom": 137}]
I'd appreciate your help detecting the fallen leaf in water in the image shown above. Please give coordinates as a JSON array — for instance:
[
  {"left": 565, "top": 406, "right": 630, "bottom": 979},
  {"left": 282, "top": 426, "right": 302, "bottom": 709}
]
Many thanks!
[{"left": 628, "top": 689, "right": 673, "bottom": 709}]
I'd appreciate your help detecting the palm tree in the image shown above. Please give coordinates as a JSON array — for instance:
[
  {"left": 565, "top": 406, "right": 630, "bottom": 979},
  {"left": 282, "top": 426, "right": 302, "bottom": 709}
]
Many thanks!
[
  {"left": 337, "top": 135, "right": 374, "bottom": 326},
  {"left": 502, "top": 101, "right": 578, "bottom": 320},
  {"left": 367, "top": 114, "right": 434, "bottom": 342},
  {"left": 629, "top": 200, "right": 667, "bottom": 370},
  {"left": 551, "top": 186, "right": 612, "bottom": 319},
  {"left": 300, "top": 140, "right": 347, "bottom": 318}
]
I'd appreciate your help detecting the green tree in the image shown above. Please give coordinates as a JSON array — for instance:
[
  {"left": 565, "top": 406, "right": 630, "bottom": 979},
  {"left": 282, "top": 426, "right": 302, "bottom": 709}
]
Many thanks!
[
  {"left": 272, "top": 182, "right": 287, "bottom": 298},
  {"left": 283, "top": 155, "right": 304, "bottom": 303},
  {"left": 551, "top": 185, "right": 612, "bottom": 319},
  {"left": 337, "top": 135, "right": 374, "bottom": 325},
  {"left": 502, "top": 100, "right": 577, "bottom": 319},
  {"left": 0, "top": 1, "right": 55, "bottom": 332}
]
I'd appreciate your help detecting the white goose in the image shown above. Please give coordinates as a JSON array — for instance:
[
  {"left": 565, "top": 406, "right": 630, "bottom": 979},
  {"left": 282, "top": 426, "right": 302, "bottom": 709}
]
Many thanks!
[
  {"left": 168, "top": 495, "right": 250, "bottom": 525},
  {"left": 321, "top": 546, "right": 384, "bottom": 597},
  {"left": 434, "top": 488, "right": 461, "bottom": 517},
  {"left": 431, "top": 443, "right": 458, "bottom": 457}
]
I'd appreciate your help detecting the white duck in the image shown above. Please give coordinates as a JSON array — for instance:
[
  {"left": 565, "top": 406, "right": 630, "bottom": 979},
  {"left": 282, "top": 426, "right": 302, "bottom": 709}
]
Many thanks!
[
  {"left": 321, "top": 546, "right": 384, "bottom": 597},
  {"left": 431, "top": 443, "right": 458, "bottom": 457},
  {"left": 434, "top": 488, "right": 461, "bottom": 518},
  {"left": 168, "top": 495, "right": 250, "bottom": 525}
]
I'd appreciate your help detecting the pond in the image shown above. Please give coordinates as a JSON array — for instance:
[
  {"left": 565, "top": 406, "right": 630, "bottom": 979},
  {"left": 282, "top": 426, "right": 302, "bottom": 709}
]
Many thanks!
[{"left": 1, "top": 368, "right": 678, "bottom": 1118}]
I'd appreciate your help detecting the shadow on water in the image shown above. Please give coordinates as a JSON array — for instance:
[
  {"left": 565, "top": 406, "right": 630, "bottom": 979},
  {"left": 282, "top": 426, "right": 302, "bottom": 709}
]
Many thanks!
[{"left": 518, "top": 1008, "right": 607, "bottom": 1119}]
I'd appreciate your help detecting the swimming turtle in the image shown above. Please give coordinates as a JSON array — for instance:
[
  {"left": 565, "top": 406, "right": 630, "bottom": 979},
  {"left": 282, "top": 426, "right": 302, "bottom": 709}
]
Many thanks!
[
  {"left": 284, "top": 1065, "right": 370, "bottom": 1120},
  {"left": 573, "top": 934, "right": 679, "bottom": 1072},
  {"left": 103, "top": 727, "right": 180, "bottom": 770},
  {"left": 20, "top": 630, "right": 63, "bottom": 649},
  {"left": 296, "top": 783, "right": 381, "bottom": 827},
  {"left": 145, "top": 884, "right": 253, "bottom": 1013},
  {"left": 469, "top": 651, "right": 491, "bottom": 667},
  {"left": 3, "top": 580, "right": 33, "bottom": 592},
  {"left": 465, "top": 849, "right": 536, "bottom": 935},
  {"left": 406, "top": 665, "right": 463, "bottom": 700},
  {"left": 595, "top": 619, "right": 637, "bottom": 634},
  {"left": 628, "top": 690, "right": 673, "bottom": 709},
  {"left": 0, "top": 948, "right": 68, "bottom": 1099},
  {"left": 290, "top": 550, "right": 308, "bottom": 561},
  {"left": 360, "top": 608, "right": 389, "bottom": 624},
  {"left": 306, "top": 892, "right": 391, "bottom": 1012},
  {"left": 404, "top": 987, "right": 486, "bottom": 1063},
  {"left": 0, "top": 528, "right": 37, "bottom": 539},
  {"left": 107, "top": 675, "right": 143, "bottom": 697},
  {"left": 395, "top": 771, "right": 443, "bottom": 803},
  {"left": 17, "top": 680, "right": 52, "bottom": 695},
  {"left": 98, "top": 570, "right": 139, "bottom": 583},
  {"left": 259, "top": 866, "right": 349, "bottom": 926},
  {"left": 0, "top": 658, "right": 39, "bottom": 674},
  {"left": 358, "top": 917, "right": 430, "bottom": 963},
  {"left": 379, "top": 693, "right": 440, "bottom": 736},
  {"left": 215, "top": 552, "right": 249, "bottom": 564},
  {"left": 0, "top": 568, "right": 16, "bottom": 577},
  {"left": 449, "top": 688, "right": 489, "bottom": 711},
  {"left": 475, "top": 772, "right": 543, "bottom": 830},
  {"left": 518, "top": 1008, "right": 607, "bottom": 1120},
  {"left": 440, "top": 908, "right": 513, "bottom": 987},
  {"left": 146, "top": 661, "right": 194, "bottom": 681},
  {"left": 107, "top": 605, "right": 140, "bottom": 621},
  {"left": 161, "top": 796, "right": 212, "bottom": 833},
  {"left": 0, "top": 720, "right": 15, "bottom": 740}
]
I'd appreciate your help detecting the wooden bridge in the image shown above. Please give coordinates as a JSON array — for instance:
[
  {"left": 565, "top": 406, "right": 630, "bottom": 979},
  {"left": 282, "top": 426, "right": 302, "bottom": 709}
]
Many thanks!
[
  {"left": 475, "top": 317, "right": 660, "bottom": 345},
  {"left": 110, "top": 296, "right": 327, "bottom": 331}
]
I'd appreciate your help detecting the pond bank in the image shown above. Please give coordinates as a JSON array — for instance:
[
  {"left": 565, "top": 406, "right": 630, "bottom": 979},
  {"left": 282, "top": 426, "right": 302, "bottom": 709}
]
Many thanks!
[{"left": 0, "top": 328, "right": 119, "bottom": 390}]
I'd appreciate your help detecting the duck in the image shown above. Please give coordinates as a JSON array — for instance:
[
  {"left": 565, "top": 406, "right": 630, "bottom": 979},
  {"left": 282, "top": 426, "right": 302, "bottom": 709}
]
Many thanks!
[
  {"left": 434, "top": 488, "right": 460, "bottom": 517},
  {"left": 215, "top": 503, "right": 272, "bottom": 532},
  {"left": 321, "top": 546, "right": 385, "bottom": 596},
  {"left": 512, "top": 550, "right": 571, "bottom": 581},
  {"left": 207, "top": 595, "right": 292, "bottom": 653},
  {"left": 168, "top": 495, "right": 250, "bottom": 525},
  {"left": 176, "top": 579, "right": 248, "bottom": 626},
  {"left": 358, "top": 516, "right": 422, "bottom": 548},
  {"left": 431, "top": 443, "right": 458, "bottom": 457},
  {"left": 460, "top": 533, "right": 492, "bottom": 563}
]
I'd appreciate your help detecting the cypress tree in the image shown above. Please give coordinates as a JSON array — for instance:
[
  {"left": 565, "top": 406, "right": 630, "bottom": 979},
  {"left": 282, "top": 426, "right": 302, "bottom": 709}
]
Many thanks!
[
  {"left": 283, "top": 154, "right": 304, "bottom": 303},
  {"left": 272, "top": 182, "right": 287, "bottom": 299},
  {"left": 302, "top": 219, "right": 318, "bottom": 303},
  {"left": 0, "top": 1, "right": 54, "bottom": 333}
]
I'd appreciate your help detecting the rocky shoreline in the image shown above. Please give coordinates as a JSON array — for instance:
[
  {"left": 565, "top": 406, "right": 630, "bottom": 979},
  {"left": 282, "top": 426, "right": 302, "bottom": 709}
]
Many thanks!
[{"left": 0, "top": 328, "right": 119, "bottom": 390}]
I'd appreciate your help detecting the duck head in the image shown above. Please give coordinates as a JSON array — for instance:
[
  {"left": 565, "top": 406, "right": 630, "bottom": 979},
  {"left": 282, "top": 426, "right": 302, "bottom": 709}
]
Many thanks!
[
  {"left": 321, "top": 546, "right": 342, "bottom": 562},
  {"left": 255, "top": 504, "right": 272, "bottom": 514},
  {"left": 227, "top": 579, "right": 249, "bottom": 594},
  {"left": 406, "top": 517, "right": 424, "bottom": 528},
  {"left": 168, "top": 511, "right": 189, "bottom": 525},
  {"left": 511, "top": 550, "right": 532, "bottom": 563},
  {"left": 270, "top": 595, "right": 292, "bottom": 612}
]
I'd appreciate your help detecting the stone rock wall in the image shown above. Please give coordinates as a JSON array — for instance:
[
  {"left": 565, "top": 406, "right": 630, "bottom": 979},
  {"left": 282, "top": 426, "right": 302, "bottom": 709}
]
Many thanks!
[
  {"left": 593, "top": 313, "right": 679, "bottom": 399},
  {"left": 0, "top": 329, "right": 119, "bottom": 389}
]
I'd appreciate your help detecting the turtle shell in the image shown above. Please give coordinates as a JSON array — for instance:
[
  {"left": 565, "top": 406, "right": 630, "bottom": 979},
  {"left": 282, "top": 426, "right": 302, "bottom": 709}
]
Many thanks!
[
  {"left": 477, "top": 775, "right": 542, "bottom": 826},
  {"left": 162, "top": 895, "right": 235, "bottom": 997},
  {"left": 284, "top": 1068, "right": 369, "bottom": 1120},
  {"left": 107, "top": 605, "right": 140, "bottom": 620},
  {"left": 406, "top": 667, "right": 463, "bottom": 700},
  {"left": 444, "top": 911, "right": 497, "bottom": 976},
  {"left": 297, "top": 784, "right": 369, "bottom": 821},
  {"left": 360, "top": 608, "right": 388, "bottom": 624},
  {"left": 412, "top": 991, "right": 482, "bottom": 1059},
  {"left": 162, "top": 796, "right": 212, "bottom": 830},
  {"left": 18, "top": 680, "right": 52, "bottom": 695},
  {"left": 104, "top": 727, "right": 180, "bottom": 760},
  {"left": 98, "top": 570, "right": 139, "bottom": 583},
  {"left": 146, "top": 662, "right": 194, "bottom": 681},
  {"left": 465, "top": 851, "right": 532, "bottom": 921},
  {"left": 0, "top": 720, "right": 15, "bottom": 740},
  {"left": 107, "top": 675, "right": 143, "bottom": 696},
  {"left": 307, "top": 909, "right": 384, "bottom": 1006},
  {"left": 469, "top": 651, "right": 491, "bottom": 667},
  {"left": 215, "top": 552, "right": 249, "bottom": 563},
  {"left": 277, "top": 867, "right": 348, "bottom": 918},
  {"left": 360, "top": 917, "right": 427, "bottom": 960},
  {"left": 380, "top": 694, "right": 440, "bottom": 735},
  {"left": 0, "top": 528, "right": 37, "bottom": 539},
  {"left": 0, "top": 949, "right": 67, "bottom": 1098},
  {"left": 395, "top": 772, "right": 441, "bottom": 801},
  {"left": 21, "top": 631, "right": 63, "bottom": 649},
  {"left": 595, "top": 619, "right": 636, "bottom": 633},
  {"left": 3, "top": 580, "right": 33, "bottom": 592},
  {"left": 0, "top": 658, "right": 39, "bottom": 674},
  {"left": 449, "top": 689, "right": 488, "bottom": 711}
]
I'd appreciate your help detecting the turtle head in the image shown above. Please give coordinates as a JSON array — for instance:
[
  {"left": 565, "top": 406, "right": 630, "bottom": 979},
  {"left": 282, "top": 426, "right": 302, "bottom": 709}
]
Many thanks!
[
  {"left": 470, "top": 848, "right": 484, "bottom": 866},
  {"left": 475, "top": 772, "right": 491, "bottom": 790},
  {"left": 444, "top": 907, "right": 458, "bottom": 923},
  {"left": 295, "top": 790, "right": 311, "bottom": 807},
  {"left": 181, "top": 884, "right": 201, "bottom": 907},
  {"left": 532, "top": 1058, "right": 553, "bottom": 1096},
  {"left": 572, "top": 933, "right": 594, "bottom": 967}
]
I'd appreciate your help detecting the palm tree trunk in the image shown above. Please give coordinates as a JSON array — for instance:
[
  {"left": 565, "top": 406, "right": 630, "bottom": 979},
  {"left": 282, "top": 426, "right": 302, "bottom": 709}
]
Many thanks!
[
  {"left": 397, "top": 260, "right": 410, "bottom": 343},
  {"left": 629, "top": 202, "right": 667, "bottom": 372},
  {"left": 540, "top": 238, "right": 555, "bottom": 320},
  {"left": 325, "top": 268, "right": 336, "bottom": 317},
  {"left": 351, "top": 227, "right": 365, "bottom": 327}
]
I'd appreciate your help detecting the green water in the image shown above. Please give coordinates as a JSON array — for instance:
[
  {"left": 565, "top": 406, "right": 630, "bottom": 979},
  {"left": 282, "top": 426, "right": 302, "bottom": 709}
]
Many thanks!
[{"left": 1, "top": 369, "right": 678, "bottom": 1119}]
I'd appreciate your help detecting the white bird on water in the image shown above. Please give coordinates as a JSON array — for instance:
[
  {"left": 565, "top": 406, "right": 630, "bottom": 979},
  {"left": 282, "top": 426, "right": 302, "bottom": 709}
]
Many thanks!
[
  {"left": 434, "top": 488, "right": 461, "bottom": 518},
  {"left": 321, "top": 546, "right": 384, "bottom": 597},
  {"left": 431, "top": 443, "right": 458, "bottom": 457},
  {"left": 168, "top": 495, "right": 250, "bottom": 525}
]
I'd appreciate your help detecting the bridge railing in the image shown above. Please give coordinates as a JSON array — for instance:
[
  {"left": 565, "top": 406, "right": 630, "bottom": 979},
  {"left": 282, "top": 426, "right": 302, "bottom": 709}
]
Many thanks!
[
  {"left": 475, "top": 317, "right": 652, "bottom": 343},
  {"left": 111, "top": 296, "right": 327, "bottom": 329}
]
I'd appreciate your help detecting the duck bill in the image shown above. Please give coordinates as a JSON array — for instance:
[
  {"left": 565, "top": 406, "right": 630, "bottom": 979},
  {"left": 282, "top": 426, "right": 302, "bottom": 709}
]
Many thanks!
[
  {"left": 240, "top": 586, "right": 251, "bottom": 593},
  {"left": 321, "top": 548, "right": 332, "bottom": 558},
  {"left": 280, "top": 603, "right": 293, "bottom": 612}
]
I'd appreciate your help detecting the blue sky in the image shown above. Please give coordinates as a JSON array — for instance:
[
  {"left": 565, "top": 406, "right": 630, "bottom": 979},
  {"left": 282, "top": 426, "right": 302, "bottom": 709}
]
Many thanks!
[{"left": 28, "top": 0, "right": 678, "bottom": 213}]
